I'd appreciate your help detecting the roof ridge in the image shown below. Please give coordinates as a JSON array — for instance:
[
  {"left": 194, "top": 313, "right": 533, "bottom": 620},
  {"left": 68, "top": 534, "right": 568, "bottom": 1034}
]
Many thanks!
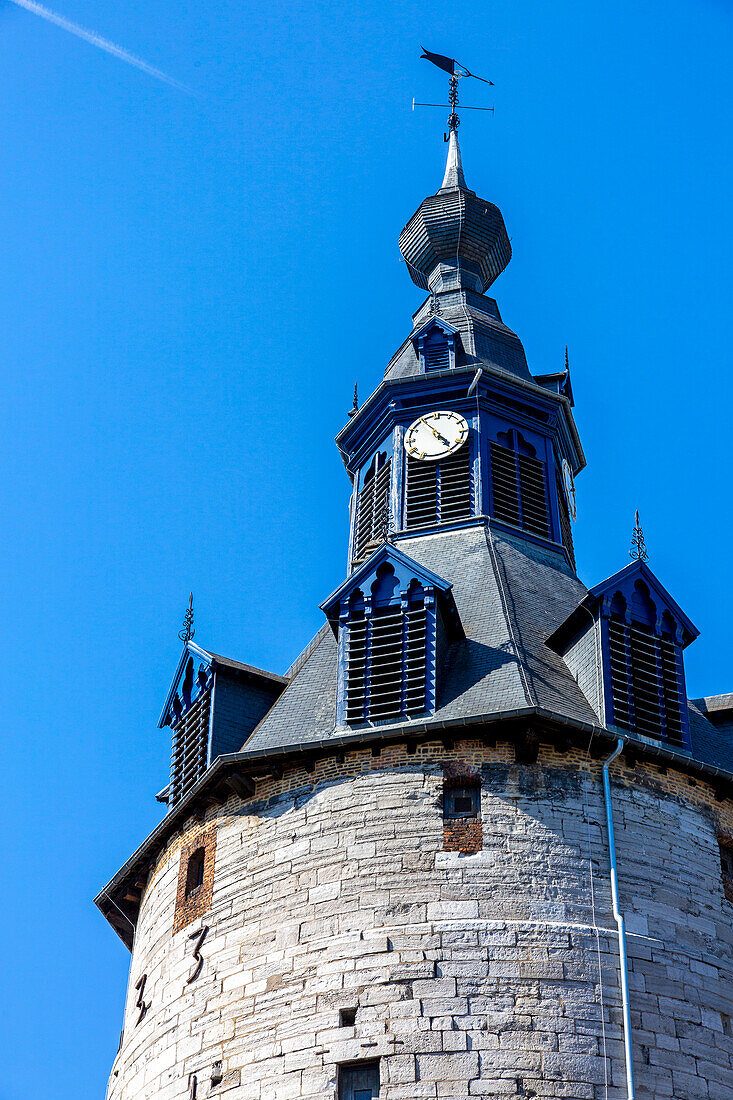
[{"left": 484, "top": 525, "right": 535, "bottom": 709}]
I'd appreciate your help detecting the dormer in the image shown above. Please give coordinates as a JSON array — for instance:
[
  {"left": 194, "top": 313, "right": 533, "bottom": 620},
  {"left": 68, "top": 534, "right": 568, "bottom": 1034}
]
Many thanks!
[
  {"left": 548, "top": 560, "right": 698, "bottom": 749},
  {"left": 322, "top": 543, "right": 464, "bottom": 729},
  {"left": 412, "top": 316, "right": 460, "bottom": 373},
  {"left": 158, "top": 642, "right": 288, "bottom": 807}
]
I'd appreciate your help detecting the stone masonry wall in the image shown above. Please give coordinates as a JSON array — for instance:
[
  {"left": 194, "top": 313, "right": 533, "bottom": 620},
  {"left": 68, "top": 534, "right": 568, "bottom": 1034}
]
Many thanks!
[{"left": 106, "top": 740, "right": 733, "bottom": 1100}]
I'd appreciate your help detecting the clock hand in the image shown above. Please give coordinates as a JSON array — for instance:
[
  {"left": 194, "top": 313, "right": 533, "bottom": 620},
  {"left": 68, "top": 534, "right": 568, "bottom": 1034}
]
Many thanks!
[{"left": 430, "top": 427, "right": 450, "bottom": 445}]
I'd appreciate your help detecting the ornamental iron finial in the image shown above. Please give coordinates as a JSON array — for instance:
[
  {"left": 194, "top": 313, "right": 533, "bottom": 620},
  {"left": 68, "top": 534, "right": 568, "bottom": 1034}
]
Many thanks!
[
  {"left": 565, "top": 345, "right": 570, "bottom": 373},
  {"left": 178, "top": 592, "right": 195, "bottom": 643},
  {"left": 414, "top": 48, "right": 494, "bottom": 140},
  {"left": 630, "top": 510, "right": 649, "bottom": 563},
  {"left": 348, "top": 382, "right": 358, "bottom": 418}
]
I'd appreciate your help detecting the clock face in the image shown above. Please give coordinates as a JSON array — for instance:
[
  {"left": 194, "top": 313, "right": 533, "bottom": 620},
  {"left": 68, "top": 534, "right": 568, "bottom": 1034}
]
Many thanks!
[
  {"left": 404, "top": 410, "right": 469, "bottom": 462},
  {"left": 561, "top": 458, "right": 577, "bottom": 521}
]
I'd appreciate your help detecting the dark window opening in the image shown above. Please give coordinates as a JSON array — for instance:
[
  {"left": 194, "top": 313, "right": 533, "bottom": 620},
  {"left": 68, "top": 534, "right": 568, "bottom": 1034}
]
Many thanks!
[
  {"left": 169, "top": 687, "right": 212, "bottom": 807},
  {"left": 339, "top": 1007, "right": 358, "bottom": 1027},
  {"left": 490, "top": 431, "right": 549, "bottom": 538},
  {"left": 345, "top": 591, "right": 427, "bottom": 725},
  {"left": 185, "top": 847, "right": 206, "bottom": 898},
  {"left": 444, "top": 785, "right": 480, "bottom": 819},
  {"left": 338, "top": 1061, "right": 380, "bottom": 1100},
  {"left": 405, "top": 446, "right": 471, "bottom": 530},
  {"left": 353, "top": 452, "right": 391, "bottom": 565},
  {"left": 606, "top": 584, "right": 686, "bottom": 746},
  {"left": 423, "top": 338, "right": 451, "bottom": 371}
]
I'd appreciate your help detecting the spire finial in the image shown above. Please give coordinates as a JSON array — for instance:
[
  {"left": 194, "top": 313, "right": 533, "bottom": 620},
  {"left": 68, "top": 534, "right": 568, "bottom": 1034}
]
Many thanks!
[
  {"left": 178, "top": 592, "right": 195, "bottom": 644},
  {"left": 630, "top": 510, "right": 649, "bottom": 563},
  {"left": 441, "top": 128, "right": 466, "bottom": 191},
  {"left": 565, "top": 345, "right": 570, "bottom": 372},
  {"left": 348, "top": 382, "right": 358, "bottom": 418}
]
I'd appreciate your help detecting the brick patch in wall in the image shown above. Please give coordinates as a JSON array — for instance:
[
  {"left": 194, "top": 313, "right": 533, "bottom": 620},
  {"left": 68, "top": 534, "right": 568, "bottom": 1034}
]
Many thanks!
[
  {"left": 173, "top": 825, "right": 216, "bottom": 934},
  {"left": 443, "top": 816, "right": 483, "bottom": 854},
  {"left": 443, "top": 761, "right": 482, "bottom": 853}
]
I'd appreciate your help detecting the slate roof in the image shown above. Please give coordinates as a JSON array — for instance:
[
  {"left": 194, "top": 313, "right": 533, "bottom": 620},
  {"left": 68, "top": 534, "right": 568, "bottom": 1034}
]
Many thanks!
[
  {"left": 385, "top": 289, "right": 534, "bottom": 384},
  {"left": 243, "top": 523, "right": 727, "bottom": 776},
  {"left": 245, "top": 525, "right": 595, "bottom": 753}
]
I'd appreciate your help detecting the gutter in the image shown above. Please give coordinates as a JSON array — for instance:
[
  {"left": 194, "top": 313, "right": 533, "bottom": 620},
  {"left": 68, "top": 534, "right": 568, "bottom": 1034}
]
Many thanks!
[{"left": 602, "top": 738, "right": 635, "bottom": 1100}]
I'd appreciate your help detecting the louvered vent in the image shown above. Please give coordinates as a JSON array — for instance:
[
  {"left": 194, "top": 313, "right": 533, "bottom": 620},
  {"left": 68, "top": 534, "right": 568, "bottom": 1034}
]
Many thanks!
[
  {"left": 608, "top": 617, "right": 684, "bottom": 745},
  {"left": 405, "top": 447, "right": 471, "bottom": 530},
  {"left": 170, "top": 689, "right": 211, "bottom": 805},
  {"left": 490, "top": 442, "right": 549, "bottom": 537},
  {"left": 424, "top": 342, "right": 451, "bottom": 371},
  {"left": 345, "top": 601, "right": 427, "bottom": 724},
  {"left": 556, "top": 472, "right": 576, "bottom": 568},
  {"left": 353, "top": 458, "right": 391, "bottom": 564}
]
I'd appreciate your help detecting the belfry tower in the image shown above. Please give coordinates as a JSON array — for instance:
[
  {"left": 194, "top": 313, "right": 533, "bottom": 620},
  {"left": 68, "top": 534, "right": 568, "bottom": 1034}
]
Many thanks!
[{"left": 98, "top": 117, "right": 733, "bottom": 1100}]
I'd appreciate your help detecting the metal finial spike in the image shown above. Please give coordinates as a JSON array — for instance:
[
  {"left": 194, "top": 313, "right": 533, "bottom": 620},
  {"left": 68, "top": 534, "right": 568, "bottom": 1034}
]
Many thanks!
[
  {"left": 565, "top": 345, "right": 570, "bottom": 372},
  {"left": 630, "top": 510, "right": 649, "bottom": 563},
  {"left": 348, "top": 382, "right": 359, "bottom": 418},
  {"left": 178, "top": 592, "right": 195, "bottom": 643}
]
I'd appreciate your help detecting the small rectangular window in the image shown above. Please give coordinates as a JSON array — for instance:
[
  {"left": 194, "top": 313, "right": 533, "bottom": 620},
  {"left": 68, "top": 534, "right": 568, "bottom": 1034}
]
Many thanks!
[
  {"left": 444, "top": 785, "right": 480, "bottom": 819},
  {"left": 339, "top": 1061, "right": 380, "bottom": 1100}
]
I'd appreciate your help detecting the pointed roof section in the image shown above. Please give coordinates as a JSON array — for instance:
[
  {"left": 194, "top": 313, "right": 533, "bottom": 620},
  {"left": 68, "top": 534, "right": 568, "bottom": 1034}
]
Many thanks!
[
  {"left": 547, "top": 559, "right": 699, "bottom": 653},
  {"left": 440, "top": 129, "right": 466, "bottom": 191},
  {"left": 320, "top": 542, "right": 464, "bottom": 639},
  {"left": 398, "top": 132, "right": 511, "bottom": 294}
]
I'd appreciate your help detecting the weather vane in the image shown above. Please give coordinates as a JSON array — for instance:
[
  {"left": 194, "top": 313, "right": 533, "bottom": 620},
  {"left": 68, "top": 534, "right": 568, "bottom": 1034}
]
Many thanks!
[
  {"left": 413, "top": 48, "right": 495, "bottom": 138},
  {"left": 630, "top": 510, "right": 649, "bottom": 563},
  {"left": 178, "top": 592, "right": 195, "bottom": 644}
]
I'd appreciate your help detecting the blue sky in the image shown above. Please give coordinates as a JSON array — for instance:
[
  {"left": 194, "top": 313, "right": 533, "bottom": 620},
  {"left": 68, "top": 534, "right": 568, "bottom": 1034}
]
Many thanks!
[{"left": 1, "top": 0, "right": 730, "bottom": 1094}]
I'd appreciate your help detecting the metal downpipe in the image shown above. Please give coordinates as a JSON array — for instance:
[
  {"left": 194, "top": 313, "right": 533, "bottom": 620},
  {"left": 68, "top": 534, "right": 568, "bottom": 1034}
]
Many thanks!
[{"left": 602, "top": 738, "right": 635, "bottom": 1099}]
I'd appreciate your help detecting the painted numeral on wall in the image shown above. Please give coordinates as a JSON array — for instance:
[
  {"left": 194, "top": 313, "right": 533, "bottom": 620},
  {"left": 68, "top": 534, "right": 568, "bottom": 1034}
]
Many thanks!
[
  {"left": 134, "top": 973, "right": 150, "bottom": 1025},
  {"left": 186, "top": 924, "right": 209, "bottom": 985}
]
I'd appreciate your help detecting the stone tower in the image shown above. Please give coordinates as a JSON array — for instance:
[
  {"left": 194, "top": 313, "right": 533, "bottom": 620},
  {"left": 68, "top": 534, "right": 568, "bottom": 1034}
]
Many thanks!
[{"left": 97, "top": 124, "right": 733, "bottom": 1100}]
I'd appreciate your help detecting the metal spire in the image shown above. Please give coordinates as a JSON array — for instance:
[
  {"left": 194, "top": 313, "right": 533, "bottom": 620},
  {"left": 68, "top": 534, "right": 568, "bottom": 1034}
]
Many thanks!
[
  {"left": 565, "top": 345, "right": 570, "bottom": 373},
  {"left": 629, "top": 510, "right": 649, "bottom": 563},
  {"left": 348, "top": 382, "right": 358, "bottom": 418},
  {"left": 441, "top": 128, "right": 466, "bottom": 190},
  {"left": 178, "top": 592, "right": 195, "bottom": 643}
]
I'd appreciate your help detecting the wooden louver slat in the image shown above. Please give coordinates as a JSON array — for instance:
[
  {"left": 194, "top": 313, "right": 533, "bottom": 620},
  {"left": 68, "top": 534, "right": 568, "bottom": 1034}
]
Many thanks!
[
  {"left": 345, "top": 602, "right": 428, "bottom": 724},
  {"left": 608, "top": 617, "right": 684, "bottom": 744},
  {"left": 490, "top": 442, "right": 550, "bottom": 537},
  {"left": 354, "top": 459, "right": 392, "bottom": 564},
  {"left": 169, "top": 689, "right": 212, "bottom": 806},
  {"left": 405, "top": 447, "right": 471, "bottom": 530}
]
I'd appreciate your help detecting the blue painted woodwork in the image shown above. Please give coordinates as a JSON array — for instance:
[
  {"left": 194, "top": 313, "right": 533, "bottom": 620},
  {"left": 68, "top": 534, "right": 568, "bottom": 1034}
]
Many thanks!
[
  {"left": 340, "top": 366, "right": 576, "bottom": 569},
  {"left": 548, "top": 560, "right": 698, "bottom": 749},
  {"left": 321, "top": 544, "right": 463, "bottom": 728},
  {"left": 411, "top": 316, "right": 460, "bottom": 372},
  {"left": 159, "top": 642, "right": 287, "bottom": 806}
]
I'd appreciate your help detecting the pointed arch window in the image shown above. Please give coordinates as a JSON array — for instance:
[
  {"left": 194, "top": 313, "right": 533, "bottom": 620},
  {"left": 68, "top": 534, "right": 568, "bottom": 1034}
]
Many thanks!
[
  {"left": 489, "top": 429, "right": 550, "bottom": 538},
  {"left": 605, "top": 581, "right": 688, "bottom": 746},
  {"left": 353, "top": 451, "right": 391, "bottom": 566}
]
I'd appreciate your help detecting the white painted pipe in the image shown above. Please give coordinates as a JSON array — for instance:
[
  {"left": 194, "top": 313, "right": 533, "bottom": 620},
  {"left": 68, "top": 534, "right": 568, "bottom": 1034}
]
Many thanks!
[{"left": 602, "top": 738, "right": 635, "bottom": 1099}]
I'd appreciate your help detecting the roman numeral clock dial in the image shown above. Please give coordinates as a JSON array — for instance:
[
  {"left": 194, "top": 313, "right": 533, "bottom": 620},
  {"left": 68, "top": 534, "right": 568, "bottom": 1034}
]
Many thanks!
[{"left": 404, "top": 410, "right": 469, "bottom": 461}]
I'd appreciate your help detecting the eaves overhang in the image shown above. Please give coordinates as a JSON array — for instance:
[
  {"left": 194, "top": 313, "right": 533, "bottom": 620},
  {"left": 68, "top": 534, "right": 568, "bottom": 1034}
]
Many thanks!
[
  {"left": 336, "top": 367, "right": 585, "bottom": 477},
  {"left": 95, "top": 705, "right": 733, "bottom": 950},
  {"left": 158, "top": 642, "right": 288, "bottom": 729}
]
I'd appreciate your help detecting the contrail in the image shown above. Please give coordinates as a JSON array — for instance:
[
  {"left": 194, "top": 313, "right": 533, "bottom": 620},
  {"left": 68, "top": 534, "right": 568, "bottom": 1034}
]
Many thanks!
[{"left": 6, "top": 0, "right": 190, "bottom": 92}]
